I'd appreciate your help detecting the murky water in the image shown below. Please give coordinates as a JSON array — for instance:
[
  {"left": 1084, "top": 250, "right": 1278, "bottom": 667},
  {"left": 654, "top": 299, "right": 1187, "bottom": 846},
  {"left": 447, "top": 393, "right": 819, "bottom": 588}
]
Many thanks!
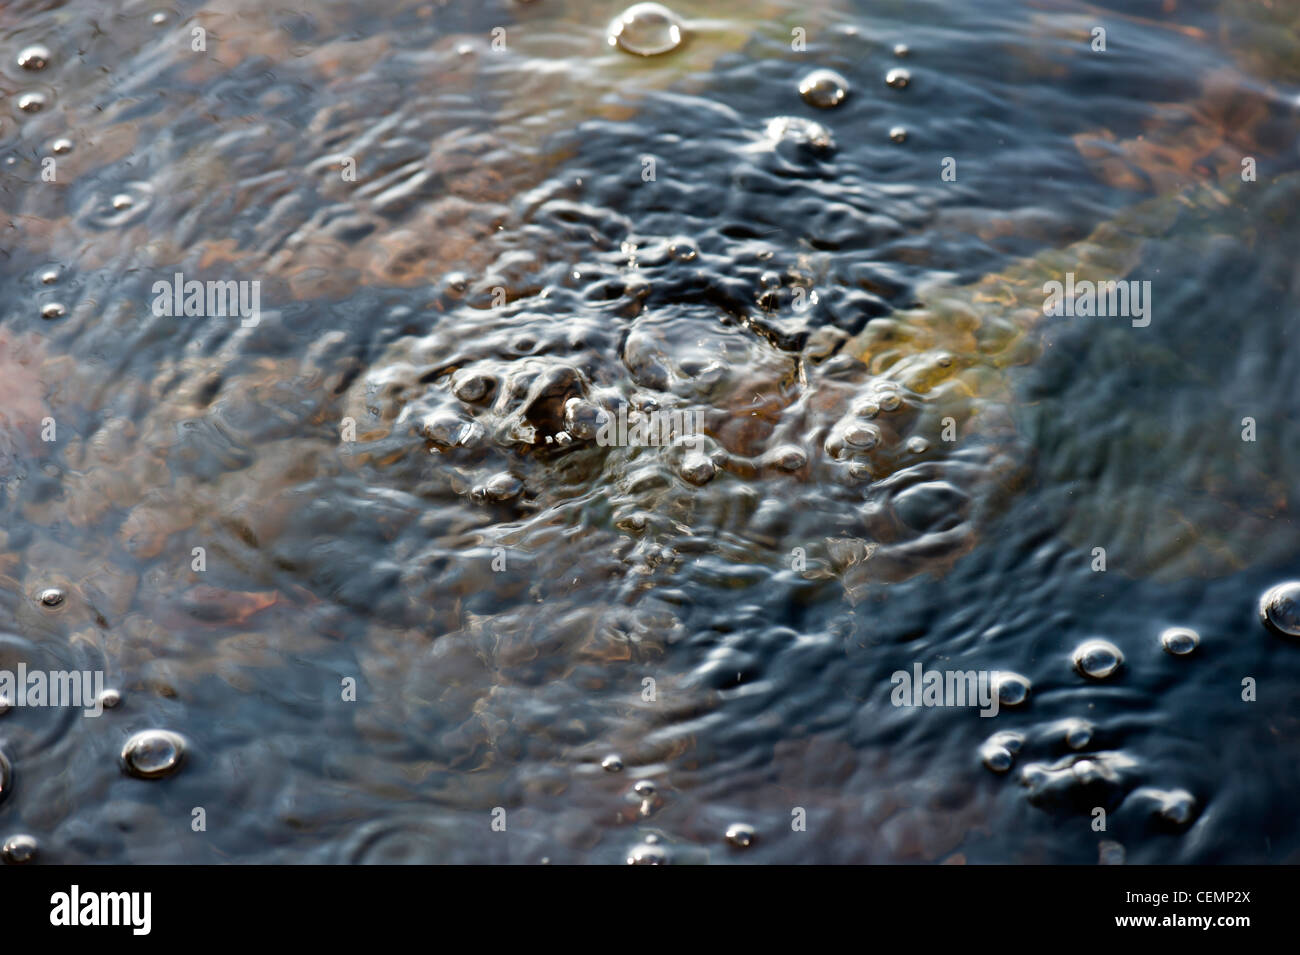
[{"left": 2, "top": 0, "right": 1300, "bottom": 863}]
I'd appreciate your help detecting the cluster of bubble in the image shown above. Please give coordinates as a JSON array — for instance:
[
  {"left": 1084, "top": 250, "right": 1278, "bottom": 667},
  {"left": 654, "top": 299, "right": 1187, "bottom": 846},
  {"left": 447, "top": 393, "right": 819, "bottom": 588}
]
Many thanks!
[
  {"left": 970, "top": 581, "right": 1300, "bottom": 832},
  {"left": 605, "top": 4, "right": 913, "bottom": 144},
  {"left": 600, "top": 753, "right": 755, "bottom": 863},
  {"left": 1, "top": 580, "right": 188, "bottom": 861}
]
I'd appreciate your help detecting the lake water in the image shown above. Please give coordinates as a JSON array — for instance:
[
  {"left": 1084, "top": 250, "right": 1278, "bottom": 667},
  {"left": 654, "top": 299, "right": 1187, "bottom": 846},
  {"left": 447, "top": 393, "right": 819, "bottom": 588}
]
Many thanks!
[{"left": 2, "top": 0, "right": 1300, "bottom": 863}]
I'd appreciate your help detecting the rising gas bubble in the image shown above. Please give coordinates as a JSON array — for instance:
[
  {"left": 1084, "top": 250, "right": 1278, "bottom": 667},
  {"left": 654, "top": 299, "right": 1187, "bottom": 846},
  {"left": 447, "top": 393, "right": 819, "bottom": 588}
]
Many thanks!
[
  {"left": 1072, "top": 638, "right": 1123, "bottom": 680},
  {"left": 1098, "top": 841, "right": 1126, "bottom": 865},
  {"left": 608, "top": 3, "right": 685, "bottom": 57},
  {"left": 17, "top": 45, "right": 51, "bottom": 71},
  {"left": 798, "top": 69, "right": 849, "bottom": 109},
  {"left": 483, "top": 472, "right": 523, "bottom": 501},
  {"left": 1063, "top": 719, "right": 1093, "bottom": 750},
  {"left": 1259, "top": 581, "right": 1300, "bottom": 638},
  {"left": 626, "top": 840, "right": 672, "bottom": 864},
  {"left": 762, "top": 116, "right": 835, "bottom": 154},
  {"left": 1160, "top": 626, "right": 1199, "bottom": 656},
  {"left": 668, "top": 237, "right": 698, "bottom": 261},
  {"left": 678, "top": 452, "right": 717, "bottom": 486},
  {"left": 724, "top": 822, "right": 756, "bottom": 848},
  {"left": 1, "top": 833, "right": 36, "bottom": 864},
  {"left": 121, "top": 729, "right": 187, "bottom": 779},
  {"left": 16, "top": 91, "right": 47, "bottom": 113},
  {"left": 563, "top": 398, "right": 603, "bottom": 440},
  {"left": 767, "top": 445, "right": 807, "bottom": 471},
  {"left": 452, "top": 370, "right": 495, "bottom": 404},
  {"left": 885, "top": 68, "right": 911, "bottom": 90},
  {"left": 980, "top": 731, "right": 1024, "bottom": 773},
  {"left": 98, "top": 688, "right": 122, "bottom": 709},
  {"left": 80, "top": 181, "right": 154, "bottom": 229},
  {"left": 994, "top": 671, "right": 1031, "bottom": 707},
  {"left": 1131, "top": 786, "right": 1198, "bottom": 826}
]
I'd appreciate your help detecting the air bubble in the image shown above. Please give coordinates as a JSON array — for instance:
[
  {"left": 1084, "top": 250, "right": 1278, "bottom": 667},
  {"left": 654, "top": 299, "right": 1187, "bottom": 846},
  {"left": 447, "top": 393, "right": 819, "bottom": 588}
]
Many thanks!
[
  {"left": 38, "top": 587, "right": 65, "bottom": 608},
  {"left": 889, "top": 126, "right": 908, "bottom": 143},
  {"left": 1259, "top": 581, "right": 1300, "bottom": 638},
  {"left": 885, "top": 68, "right": 911, "bottom": 89},
  {"left": 601, "top": 754, "right": 624, "bottom": 772},
  {"left": 16, "top": 91, "right": 47, "bottom": 113},
  {"left": 484, "top": 472, "right": 523, "bottom": 501},
  {"left": 1132, "top": 787, "right": 1197, "bottom": 826},
  {"left": 725, "top": 822, "right": 756, "bottom": 848},
  {"left": 768, "top": 445, "right": 807, "bottom": 471},
  {"left": 877, "top": 390, "right": 902, "bottom": 412},
  {"left": 843, "top": 423, "right": 880, "bottom": 450},
  {"left": 1064, "top": 720, "right": 1093, "bottom": 750},
  {"left": 452, "top": 371, "right": 495, "bottom": 404},
  {"left": 668, "top": 237, "right": 698, "bottom": 261},
  {"left": 1, "top": 833, "right": 36, "bottom": 864},
  {"left": 81, "top": 181, "right": 154, "bottom": 228},
  {"left": 1072, "top": 639, "right": 1123, "bottom": 680},
  {"left": 678, "top": 452, "right": 716, "bottom": 486},
  {"left": 608, "top": 3, "right": 685, "bottom": 57},
  {"left": 993, "top": 671, "right": 1031, "bottom": 707},
  {"left": 563, "top": 398, "right": 604, "bottom": 440},
  {"left": 627, "top": 841, "right": 671, "bottom": 864},
  {"left": 99, "top": 688, "right": 122, "bottom": 709},
  {"left": 40, "top": 302, "right": 66, "bottom": 320},
  {"left": 798, "top": 69, "right": 849, "bottom": 109},
  {"left": 763, "top": 116, "right": 835, "bottom": 154},
  {"left": 121, "top": 729, "right": 187, "bottom": 779},
  {"left": 17, "top": 45, "right": 51, "bottom": 71},
  {"left": 1160, "top": 627, "right": 1199, "bottom": 656},
  {"left": 980, "top": 731, "right": 1024, "bottom": 773}
]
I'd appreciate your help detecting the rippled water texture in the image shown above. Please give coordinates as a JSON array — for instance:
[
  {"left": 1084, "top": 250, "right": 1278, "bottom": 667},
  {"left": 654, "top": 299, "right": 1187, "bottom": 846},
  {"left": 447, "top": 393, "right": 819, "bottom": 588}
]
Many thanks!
[{"left": 3, "top": 0, "right": 1300, "bottom": 863}]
